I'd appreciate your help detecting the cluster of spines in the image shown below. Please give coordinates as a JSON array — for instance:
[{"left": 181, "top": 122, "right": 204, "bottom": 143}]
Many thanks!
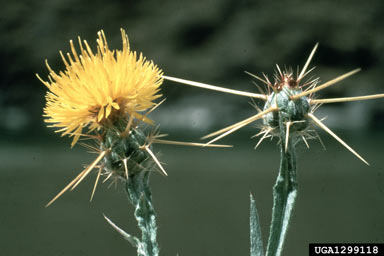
[
  {"left": 46, "top": 100, "right": 231, "bottom": 206},
  {"left": 163, "top": 43, "right": 384, "bottom": 165},
  {"left": 47, "top": 43, "right": 384, "bottom": 207},
  {"left": 45, "top": 116, "right": 165, "bottom": 206}
]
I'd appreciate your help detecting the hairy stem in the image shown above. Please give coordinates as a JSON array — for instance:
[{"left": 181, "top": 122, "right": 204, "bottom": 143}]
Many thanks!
[
  {"left": 266, "top": 116, "right": 298, "bottom": 256},
  {"left": 126, "top": 171, "right": 159, "bottom": 256}
]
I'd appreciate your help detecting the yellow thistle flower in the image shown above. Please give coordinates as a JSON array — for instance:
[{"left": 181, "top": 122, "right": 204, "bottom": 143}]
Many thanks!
[
  {"left": 37, "top": 29, "right": 163, "bottom": 147},
  {"left": 37, "top": 29, "right": 233, "bottom": 207}
]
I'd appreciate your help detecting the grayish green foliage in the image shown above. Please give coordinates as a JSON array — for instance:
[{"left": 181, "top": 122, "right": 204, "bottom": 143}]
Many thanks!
[
  {"left": 265, "top": 132, "right": 297, "bottom": 256},
  {"left": 250, "top": 130, "right": 298, "bottom": 256},
  {"left": 103, "top": 214, "right": 140, "bottom": 247},
  {"left": 101, "top": 121, "right": 160, "bottom": 256},
  {"left": 262, "top": 87, "right": 303, "bottom": 256},
  {"left": 126, "top": 171, "right": 160, "bottom": 256},
  {"left": 250, "top": 194, "right": 264, "bottom": 256},
  {"left": 104, "top": 170, "right": 160, "bottom": 256}
]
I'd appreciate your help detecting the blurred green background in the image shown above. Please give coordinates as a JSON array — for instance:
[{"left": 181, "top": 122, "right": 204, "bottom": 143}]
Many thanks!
[{"left": 1, "top": 0, "right": 384, "bottom": 255}]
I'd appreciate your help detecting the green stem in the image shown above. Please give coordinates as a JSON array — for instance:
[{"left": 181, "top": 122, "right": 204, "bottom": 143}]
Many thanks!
[
  {"left": 126, "top": 171, "right": 159, "bottom": 256},
  {"left": 266, "top": 118, "right": 298, "bottom": 256}
]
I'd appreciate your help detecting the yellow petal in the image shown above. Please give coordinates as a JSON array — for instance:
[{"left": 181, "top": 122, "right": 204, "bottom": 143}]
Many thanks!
[
  {"left": 97, "top": 106, "right": 105, "bottom": 122},
  {"left": 111, "top": 102, "right": 120, "bottom": 109},
  {"left": 105, "top": 104, "right": 112, "bottom": 118},
  {"left": 71, "top": 126, "right": 83, "bottom": 147}
]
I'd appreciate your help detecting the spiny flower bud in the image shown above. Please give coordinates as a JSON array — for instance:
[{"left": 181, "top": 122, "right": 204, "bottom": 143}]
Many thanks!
[
  {"left": 163, "top": 43, "right": 384, "bottom": 165},
  {"left": 263, "top": 71, "right": 311, "bottom": 135}
]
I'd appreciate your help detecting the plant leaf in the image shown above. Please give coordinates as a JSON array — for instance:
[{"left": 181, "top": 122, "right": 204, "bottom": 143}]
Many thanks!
[
  {"left": 250, "top": 193, "right": 264, "bottom": 256},
  {"left": 103, "top": 214, "right": 140, "bottom": 248}
]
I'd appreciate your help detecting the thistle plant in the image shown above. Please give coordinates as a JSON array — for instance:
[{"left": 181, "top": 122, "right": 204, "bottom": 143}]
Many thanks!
[
  {"left": 37, "top": 29, "right": 228, "bottom": 256},
  {"left": 163, "top": 44, "right": 384, "bottom": 256}
]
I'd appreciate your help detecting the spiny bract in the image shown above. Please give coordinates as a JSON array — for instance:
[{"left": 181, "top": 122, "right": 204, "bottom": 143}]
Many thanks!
[{"left": 163, "top": 43, "right": 384, "bottom": 165}]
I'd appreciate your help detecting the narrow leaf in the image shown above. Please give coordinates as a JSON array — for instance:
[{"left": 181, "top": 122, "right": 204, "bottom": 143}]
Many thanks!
[
  {"left": 103, "top": 214, "right": 140, "bottom": 248},
  {"left": 250, "top": 193, "right": 264, "bottom": 256}
]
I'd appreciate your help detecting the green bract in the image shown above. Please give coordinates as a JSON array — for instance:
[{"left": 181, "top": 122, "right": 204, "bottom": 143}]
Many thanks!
[
  {"left": 263, "top": 87, "right": 310, "bottom": 135},
  {"left": 102, "top": 123, "right": 154, "bottom": 178}
]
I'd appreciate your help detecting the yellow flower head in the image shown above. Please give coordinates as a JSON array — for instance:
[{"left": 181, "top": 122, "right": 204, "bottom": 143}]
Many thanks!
[{"left": 38, "top": 29, "right": 163, "bottom": 146}]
